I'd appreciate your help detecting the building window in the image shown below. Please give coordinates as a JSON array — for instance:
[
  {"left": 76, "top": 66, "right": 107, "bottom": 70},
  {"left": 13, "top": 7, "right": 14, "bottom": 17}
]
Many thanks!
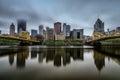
[{"left": 77, "top": 32, "right": 80, "bottom": 38}]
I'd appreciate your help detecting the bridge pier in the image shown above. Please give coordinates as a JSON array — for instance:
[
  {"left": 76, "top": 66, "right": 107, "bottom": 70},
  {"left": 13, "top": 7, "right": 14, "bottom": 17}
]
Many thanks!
[
  {"left": 93, "top": 41, "right": 101, "bottom": 46},
  {"left": 19, "top": 41, "right": 42, "bottom": 46},
  {"left": 32, "top": 42, "right": 41, "bottom": 45},
  {"left": 85, "top": 41, "right": 101, "bottom": 46},
  {"left": 19, "top": 41, "right": 31, "bottom": 46}
]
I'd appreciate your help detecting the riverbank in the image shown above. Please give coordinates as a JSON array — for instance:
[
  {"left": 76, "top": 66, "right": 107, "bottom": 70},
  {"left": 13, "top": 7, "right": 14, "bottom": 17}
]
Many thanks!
[
  {"left": 101, "top": 38, "right": 120, "bottom": 46},
  {"left": 42, "top": 40, "right": 83, "bottom": 46},
  {"left": 0, "top": 39, "right": 20, "bottom": 45}
]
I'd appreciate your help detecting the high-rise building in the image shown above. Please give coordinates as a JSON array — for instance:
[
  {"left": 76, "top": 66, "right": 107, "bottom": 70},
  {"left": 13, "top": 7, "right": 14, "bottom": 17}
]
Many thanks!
[
  {"left": 63, "top": 23, "right": 71, "bottom": 37},
  {"left": 116, "top": 27, "right": 120, "bottom": 32},
  {"left": 43, "top": 30, "right": 47, "bottom": 40},
  {"left": 72, "top": 29, "right": 84, "bottom": 40},
  {"left": 54, "top": 22, "right": 61, "bottom": 34},
  {"left": 46, "top": 27, "right": 54, "bottom": 40},
  {"left": 17, "top": 19, "right": 26, "bottom": 33},
  {"left": 94, "top": 18, "right": 104, "bottom": 33},
  {"left": 39, "top": 25, "right": 44, "bottom": 35},
  {"left": 10, "top": 23, "right": 15, "bottom": 35},
  {"left": 31, "top": 29, "right": 37, "bottom": 37},
  {"left": 0, "top": 30, "right": 1, "bottom": 35},
  {"left": 55, "top": 33, "right": 65, "bottom": 40}
]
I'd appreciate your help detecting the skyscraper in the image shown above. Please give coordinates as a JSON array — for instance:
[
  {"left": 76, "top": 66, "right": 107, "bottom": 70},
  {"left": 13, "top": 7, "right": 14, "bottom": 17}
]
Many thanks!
[
  {"left": 17, "top": 19, "right": 26, "bottom": 33},
  {"left": 54, "top": 22, "right": 61, "bottom": 34},
  {"left": 39, "top": 25, "right": 44, "bottom": 35},
  {"left": 0, "top": 30, "right": 1, "bottom": 35},
  {"left": 63, "top": 23, "right": 71, "bottom": 37},
  {"left": 46, "top": 27, "right": 54, "bottom": 40},
  {"left": 31, "top": 29, "right": 37, "bottom": 37},
  {"left": 72, "top": 29, "right": 84, "bottom": 40},
  {"left": 10, "top": 23, "right": 15, "bottom": 35},
  {"left": 94, "top": 18, "right": 104, "bottom": 33}
]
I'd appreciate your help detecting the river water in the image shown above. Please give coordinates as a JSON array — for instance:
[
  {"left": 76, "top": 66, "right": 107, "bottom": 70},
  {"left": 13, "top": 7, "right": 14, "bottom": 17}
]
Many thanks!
[{"left": 0, "top": 46, "right": 120, "bottom": 80}]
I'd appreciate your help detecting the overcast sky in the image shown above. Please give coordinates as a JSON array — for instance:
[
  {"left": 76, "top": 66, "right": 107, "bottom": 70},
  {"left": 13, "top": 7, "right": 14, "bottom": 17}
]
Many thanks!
[{"left": 0, "top": 0, "right": 120, "bottom": 35}]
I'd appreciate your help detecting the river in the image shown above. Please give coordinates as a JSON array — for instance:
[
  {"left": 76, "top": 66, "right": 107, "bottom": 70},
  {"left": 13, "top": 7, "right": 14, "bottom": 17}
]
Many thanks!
[{"left": 0, "top": 45, "right": 120, "bottom": 80}]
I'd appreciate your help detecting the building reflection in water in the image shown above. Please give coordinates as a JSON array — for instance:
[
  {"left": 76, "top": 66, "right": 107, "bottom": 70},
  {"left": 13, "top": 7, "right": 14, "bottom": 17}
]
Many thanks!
[
  {"left": 31, "top": 48, "right": 37, "bottom": 59},
  {"left": 38, "top": 52, "right": 44, "bottom": 63},
  {"left": 63, "top": 49, "right": 70, "bottom": 66},
  {"left": 5, "top": 46, "right": 120, "bottom": 70},
  {"left": 8, "top": 47, "right": 29, "bottom": 68},
  {"left": 71, "top": 48, "right": 84, "bottom": 61},
  {"left": 93, "top": 46, "right": 120, "bottom": 72},
  {"left": 54, "top": 55, "right": 61, "bottom": 67},
  {"left": 7, "top": 47, "right": 84, "bottom": 68},
  {"left": 16, "top": 47, "right": 29, "bottom": 68},
  {"left": 46, "top": 48, "right": 55, "bottom": 63},
  {"left": 37, "top": 48, "right": 84, "bottom": 67},
  {"left": 93, "top": 50, "right": 105, "bottom": 72},
  {"left": 17, "top": 53, "right": 25, "bottom": 68},
  {"left": 9, "top": 55, "right": 14, "bottom": 66}
]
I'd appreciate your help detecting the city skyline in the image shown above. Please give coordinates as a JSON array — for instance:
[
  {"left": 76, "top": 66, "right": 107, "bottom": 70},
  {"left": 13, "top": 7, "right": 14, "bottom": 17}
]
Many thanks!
[{"left": 0, "top": 0, "right": 120, "bottom": 35}]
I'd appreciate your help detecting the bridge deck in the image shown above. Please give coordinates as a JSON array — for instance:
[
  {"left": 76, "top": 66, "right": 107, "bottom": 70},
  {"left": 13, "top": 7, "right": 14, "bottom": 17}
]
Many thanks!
[
  {"left": 87, "top": 35, "right": 120, "bottom": 43},
  {"left": 0, "top": 35, "right": 40, "bottom": 43}
]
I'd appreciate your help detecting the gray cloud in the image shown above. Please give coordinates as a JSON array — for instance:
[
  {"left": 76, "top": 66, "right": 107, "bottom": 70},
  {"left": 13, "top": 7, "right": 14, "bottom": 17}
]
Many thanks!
[
  {"left": 0, "top": 0, "right": 55, "bottom": 27},
  {"left": 0, "top": 21, "right": 8, "bottom": 27},
  {"left": 0, "top": 0, "right": 120, "bottom": 35}
]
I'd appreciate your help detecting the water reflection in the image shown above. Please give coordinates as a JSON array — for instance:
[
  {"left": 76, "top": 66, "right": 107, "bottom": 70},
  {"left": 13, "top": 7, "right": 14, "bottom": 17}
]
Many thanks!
[
  {"left": 94, "top": 46, "right": 120, "bottom": 72},
  {"left": 31, "top": 47, "right": 84, "bottom": 67},
  {"left": 6, "top": 47, "right": 29, "bottom": 68},
  {"left": 0, "top": 46, "right": 120, "bottom": 72},
  {"left": 9, "top": 54, "right": 14, "bottom": 66},
  {"left": 93, "top": 50, "right": 105, "bottom": 71}
]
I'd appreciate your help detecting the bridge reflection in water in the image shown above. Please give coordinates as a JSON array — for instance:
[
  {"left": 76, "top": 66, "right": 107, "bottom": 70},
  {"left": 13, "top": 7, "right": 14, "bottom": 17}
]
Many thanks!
[
  {"left": 7, "top": 47, "right": 84, "bottom": 68},
  {"left": 0, "top": 46, "right": 120, "bottom": 80}
]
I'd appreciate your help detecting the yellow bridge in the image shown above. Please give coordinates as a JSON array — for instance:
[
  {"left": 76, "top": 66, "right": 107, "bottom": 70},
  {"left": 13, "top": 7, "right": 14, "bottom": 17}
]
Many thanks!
[
  {"left": 86, "top": 31, "right": 120, "bottom": 44},
  {"left": 0, "top": 35, "right": 40, "bottom": 43}
]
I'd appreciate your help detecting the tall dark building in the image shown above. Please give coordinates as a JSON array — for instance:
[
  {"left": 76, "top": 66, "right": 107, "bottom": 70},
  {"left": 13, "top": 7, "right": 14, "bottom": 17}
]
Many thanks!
[
  {"left": 0, "top": 30, "right": 1, "bottom": 35},
  {"left": 94, "top": 18, "right": 104, "bottom": 33},
  {"left": 31, "top": 29, "right": 37, "bottom": 37},
  {"left": 116, "top": 27, "right": 120, "bottom": 32},
  {"left": 72, "top": 29, "right": 84, "bottom": 40},
  {"left": 39, "top": 25, "right": 44, "bottom": 35},
  {"left": 63, "top": 23, "right": 71, "bottom": 37},
  {"left": 17, "top": 19, "right": 26, "bottom": 33},
  {"left": 54, "top": 22, "right": 61, "bottom": 34},
  {"left": 10, "top": 23, "right": 15, "bottom": 35}
]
